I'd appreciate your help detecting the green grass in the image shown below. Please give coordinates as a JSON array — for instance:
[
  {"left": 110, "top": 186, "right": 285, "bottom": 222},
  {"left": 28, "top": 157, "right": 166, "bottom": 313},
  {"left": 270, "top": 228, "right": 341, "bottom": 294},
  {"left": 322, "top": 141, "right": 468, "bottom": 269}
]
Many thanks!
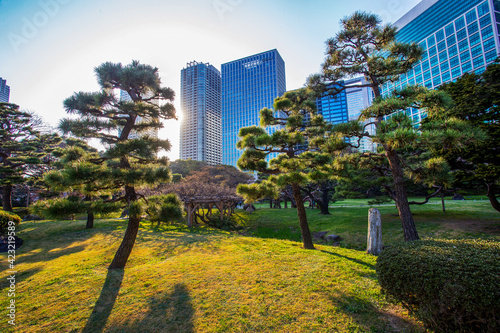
[
  {"left": 244, "top": 198, "right": 500, "bottom": 250},
  {"left": 1, "top": 199, "right": 498, "bottom": 332}
]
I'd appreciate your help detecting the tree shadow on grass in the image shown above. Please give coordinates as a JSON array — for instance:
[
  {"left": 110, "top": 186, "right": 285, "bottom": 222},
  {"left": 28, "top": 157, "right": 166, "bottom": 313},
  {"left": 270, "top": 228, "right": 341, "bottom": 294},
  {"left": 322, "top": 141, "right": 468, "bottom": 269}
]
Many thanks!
[
  {"left": 320, "top": 250, "right": 375, "bottom": 270},
  {"left": 330, "top": 294, "right": 425, "bottom": 332},
  {"left": 82, "top": 269, "right": 124, "bottom": 333},
  {"left": 109, "top": 283, "right": 195, "bottom": 333}
]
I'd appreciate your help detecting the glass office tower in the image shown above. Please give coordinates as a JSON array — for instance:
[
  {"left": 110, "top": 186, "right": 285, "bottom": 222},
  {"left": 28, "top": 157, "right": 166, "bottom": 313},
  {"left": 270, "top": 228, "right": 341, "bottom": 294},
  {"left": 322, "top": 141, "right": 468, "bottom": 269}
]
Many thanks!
[
  {"left": 381, "top": 0, "right": 500, "bottom": 123},
  {"left": 221, "top": 49, "right": 286, "bottom": 167},
  {"left": 180, "top": 61, "right": 222, "bottom": 165},
  {"left": 316, "top": 82, "right": 349, "bottom": 126},
  {"left": 0, "top": 78, "right": 10, "bottom": 102}
]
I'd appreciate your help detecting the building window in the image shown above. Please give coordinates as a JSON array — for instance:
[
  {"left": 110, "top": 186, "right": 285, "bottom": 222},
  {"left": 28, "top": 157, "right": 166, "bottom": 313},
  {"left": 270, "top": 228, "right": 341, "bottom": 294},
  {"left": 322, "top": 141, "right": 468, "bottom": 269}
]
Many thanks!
[
  {"left": 436, "top": 29, "right": 445, "bottom": 42},
  {"left": 461, "top": 61, "right": 472, "bottom": 73},
  {"left": 445, "top": 23, "right": 455, "bottom": 36},
  {"left": 469, "top": 32, "right": 481, "bottom": 46},
  {"left": 481, "top": 26, "right": 494, "bottom": 40},
  {"left": 455, "top": 17, "right": 466, "bottom": 30},
  {"left": 483, "top": 38, "right": 496, "bottom": 52},
  {"left": 427, "top": 35, "right": 436, "bottom": 47},
  {"left": 466, "top": 9, "right": 477, "bottom": 24},
  {"left": 477, "top": 1, "right": 490, "bottom": 17},
  {"left": 460, "top": 50, "right": 471, "bottom": 62},
  {"left": 479, "top": 14, "right": 491, "bottom": 28},
  {"left": 468, "top": 21, "right": 479, "bottom": 35},
  {"left": 457, "top": 28, "right": 467, "bottom": 42},
  {"left": 473, "top": 56, "right": 485, "bottom": 69},
  {"left": 442, "top": 71, "right": 451, "bottom": 82},
  {"left": 447, "top": 34, "right": 456, "bottom": 46},
  {"left": 452, "top": 66, "right": 462, "bottom": 78}
]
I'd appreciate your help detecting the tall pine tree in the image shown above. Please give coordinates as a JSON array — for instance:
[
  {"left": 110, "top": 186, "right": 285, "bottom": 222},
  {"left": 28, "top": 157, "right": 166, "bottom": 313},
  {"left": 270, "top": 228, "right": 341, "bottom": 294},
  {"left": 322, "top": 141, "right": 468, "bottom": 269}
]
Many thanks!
[{"left": 59, "top": 61, "right": 176, "bottom": 269}]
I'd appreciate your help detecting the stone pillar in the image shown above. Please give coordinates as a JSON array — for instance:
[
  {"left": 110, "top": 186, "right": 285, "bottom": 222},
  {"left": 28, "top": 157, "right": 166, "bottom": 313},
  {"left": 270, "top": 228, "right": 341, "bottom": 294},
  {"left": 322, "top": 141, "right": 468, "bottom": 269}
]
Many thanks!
[{"left": 367, "top": 208, "right": 383, "bottom": 255}]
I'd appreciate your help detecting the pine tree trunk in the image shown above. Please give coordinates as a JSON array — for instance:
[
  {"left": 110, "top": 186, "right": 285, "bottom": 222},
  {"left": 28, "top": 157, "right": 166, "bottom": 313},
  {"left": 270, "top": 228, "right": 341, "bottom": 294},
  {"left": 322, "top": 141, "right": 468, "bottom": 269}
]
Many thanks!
[
  {"left": 2, "top": 185, "right": 13, "bottom": 212},
  {"left": 108, "top": 214, "right": 141, "bottom": 269},
  {"left": 86, "top": 210, "right": 94, "bottom": 229},
  {"left": 386, "top": 150, "right": 420, "bottom": 242},
  {"left": 291, "top": 183, "right": 315, "bottom": 250},
  {"left": 441, "top": 192, "right": 446, "bottom": 214},
  {"left": 318, "top": 188, "right": 331, "bottom": 215},
  {"left": 486, "top": 183, "right": 500, "bottom": 213},
  {"left": 109, "top": 181, "right": 140, "bottom": 270}
]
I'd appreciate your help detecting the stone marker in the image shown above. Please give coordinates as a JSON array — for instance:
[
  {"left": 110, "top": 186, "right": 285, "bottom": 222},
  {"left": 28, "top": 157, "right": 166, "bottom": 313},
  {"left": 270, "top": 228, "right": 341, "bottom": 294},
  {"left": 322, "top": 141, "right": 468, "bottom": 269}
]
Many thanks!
[{"left": 367, "top": 208, "right": 382, "bottom": 255}]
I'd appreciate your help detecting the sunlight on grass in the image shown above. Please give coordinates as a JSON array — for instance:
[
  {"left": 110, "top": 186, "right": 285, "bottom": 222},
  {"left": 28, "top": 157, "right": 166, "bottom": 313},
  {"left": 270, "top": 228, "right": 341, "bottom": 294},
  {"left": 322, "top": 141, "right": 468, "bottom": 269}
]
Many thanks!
[{"left": 1, "top": 199, "right": 497, "bottom": 332}]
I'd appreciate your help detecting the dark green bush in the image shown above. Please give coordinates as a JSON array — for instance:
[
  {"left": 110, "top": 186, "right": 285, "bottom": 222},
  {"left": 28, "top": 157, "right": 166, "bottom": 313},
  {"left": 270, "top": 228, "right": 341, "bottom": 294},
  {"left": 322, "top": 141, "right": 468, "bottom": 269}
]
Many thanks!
[
  {"left": 146, "top": 194, "right": 183, "bottom": 225},
  {"left": 0, "top": 210, "right": 22, "bottom": 234},
  {"left": 376, "top": 238, "right": 500, "bottom": 332}
]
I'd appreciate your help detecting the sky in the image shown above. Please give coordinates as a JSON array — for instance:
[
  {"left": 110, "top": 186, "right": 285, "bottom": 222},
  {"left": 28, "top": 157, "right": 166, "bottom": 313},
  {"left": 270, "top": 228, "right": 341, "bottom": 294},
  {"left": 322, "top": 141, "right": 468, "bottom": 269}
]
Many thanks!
[{"left": 0, "top": 0, "right": 421, "bottom": 160}]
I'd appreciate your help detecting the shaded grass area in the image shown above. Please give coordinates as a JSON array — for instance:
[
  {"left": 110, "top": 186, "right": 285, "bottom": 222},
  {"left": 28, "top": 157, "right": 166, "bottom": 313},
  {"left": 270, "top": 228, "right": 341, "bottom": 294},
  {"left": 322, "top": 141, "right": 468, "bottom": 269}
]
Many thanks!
[
  {"left": 1, "top": 218, "right": 424, "bottom": 332},
  {"left": 242, "top": 199, "right": 500, "bottom": 250}
]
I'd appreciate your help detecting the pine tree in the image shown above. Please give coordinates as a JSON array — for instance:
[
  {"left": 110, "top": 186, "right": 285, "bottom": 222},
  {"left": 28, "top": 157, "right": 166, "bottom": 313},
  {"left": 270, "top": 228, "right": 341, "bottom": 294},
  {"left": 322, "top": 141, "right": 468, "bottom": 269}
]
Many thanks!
[
  {"left": 237, "top": 88, "right": 342, "bottom": 249},
  {"left": 59, "top": 61, "right": 177, "bottom": 269},
  {"left": 0, "top": 103, "right": 60, "bottom": 211}
]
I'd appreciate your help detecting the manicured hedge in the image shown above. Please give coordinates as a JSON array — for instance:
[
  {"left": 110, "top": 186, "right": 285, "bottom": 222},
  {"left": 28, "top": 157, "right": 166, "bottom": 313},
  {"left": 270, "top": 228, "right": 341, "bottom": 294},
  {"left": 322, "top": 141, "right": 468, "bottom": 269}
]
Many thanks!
[
  {"left": 376, "top": 238, "right": 500, "bottom": 333},
  {"left": 0, "top": 210, "right": 22, "bottom": 234}
]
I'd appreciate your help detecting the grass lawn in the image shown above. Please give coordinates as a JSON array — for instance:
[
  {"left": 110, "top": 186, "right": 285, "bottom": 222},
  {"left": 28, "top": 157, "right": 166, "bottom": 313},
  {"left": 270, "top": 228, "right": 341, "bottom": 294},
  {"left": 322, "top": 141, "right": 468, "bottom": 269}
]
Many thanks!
[{"left": 1, "top": 199, "right": 498, "bottom": 332}]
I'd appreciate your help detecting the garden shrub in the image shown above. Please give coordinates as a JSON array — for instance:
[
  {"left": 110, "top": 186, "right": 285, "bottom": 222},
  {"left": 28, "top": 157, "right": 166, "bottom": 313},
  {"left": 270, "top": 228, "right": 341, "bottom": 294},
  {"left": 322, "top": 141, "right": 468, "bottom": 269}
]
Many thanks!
[
  {"left": 0, "top": 210, "right": 22, "bottom": 234},
  {"left": 376, "top": 238, "right": 500, "bottom": 332},
  {"left": 146, "top": 194, "right": 184, "bottom": 225}
]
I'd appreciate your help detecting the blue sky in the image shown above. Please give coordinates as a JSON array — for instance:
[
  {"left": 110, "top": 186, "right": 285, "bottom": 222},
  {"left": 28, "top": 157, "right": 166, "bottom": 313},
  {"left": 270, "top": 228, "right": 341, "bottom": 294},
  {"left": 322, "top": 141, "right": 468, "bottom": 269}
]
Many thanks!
[{"left": 0, "top": 0, "right": 421, "bottom": 159}]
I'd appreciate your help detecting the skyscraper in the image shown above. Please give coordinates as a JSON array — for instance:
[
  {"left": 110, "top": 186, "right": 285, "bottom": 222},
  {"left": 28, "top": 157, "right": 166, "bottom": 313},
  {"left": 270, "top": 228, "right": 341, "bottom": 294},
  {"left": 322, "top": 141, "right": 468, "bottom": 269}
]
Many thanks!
[
  {"left": 381, "top": 0, "right": 500, "bottom": 122},
  {"left": 345, "top": 77, "right": 376, "bottom": 152},
  {"left": 316, "top": 82, "right": 349, "bottom": 126},
  {"left": 221, "top": 49, "right": 286, "bottom": 167},
  {"left": 0, "top": 78, "right": 10, "bottom": 102},
  {"left": 180, "top": 61, "right": 222, "bottom": 165}
]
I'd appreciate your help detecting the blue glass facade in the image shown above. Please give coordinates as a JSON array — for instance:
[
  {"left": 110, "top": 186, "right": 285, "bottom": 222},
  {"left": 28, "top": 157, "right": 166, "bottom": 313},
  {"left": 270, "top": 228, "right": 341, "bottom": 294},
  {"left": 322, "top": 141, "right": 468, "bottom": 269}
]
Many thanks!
[
  {"left": 221, "top": 49, "right": 286, "bottom": 167},
  {"left": 316, "top": 82, "right": 348, "bottom": 125},
  {"left": 382, "top": 0, "right": 500, "bottom": 123},
  {"left": 180, "top": 62, "right": 222, "bottom": 165},
  {"left": 0, "top": 77, "right": 10, "bottom": 102}
]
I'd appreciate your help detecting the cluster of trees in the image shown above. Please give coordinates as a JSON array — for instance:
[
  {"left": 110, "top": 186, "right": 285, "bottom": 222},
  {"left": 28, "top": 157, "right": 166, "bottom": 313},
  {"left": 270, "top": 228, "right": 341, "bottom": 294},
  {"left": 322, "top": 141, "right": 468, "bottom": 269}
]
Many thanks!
[
  {"left": 1, "top": 11, "right": 498, "bottom": 269},
  {"left": 236, "top": 11, "right": 496, "bottom": 247}
]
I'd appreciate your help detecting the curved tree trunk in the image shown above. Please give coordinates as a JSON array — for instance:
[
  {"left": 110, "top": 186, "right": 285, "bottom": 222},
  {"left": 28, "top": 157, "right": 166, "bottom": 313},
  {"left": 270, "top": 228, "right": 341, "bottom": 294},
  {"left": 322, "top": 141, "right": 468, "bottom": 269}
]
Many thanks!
[
  {"left": 2, "top": 185, "right": 13, "bottom": 212},
  {"left": 291, "top": 183, "right": 315, "bottom": 250},
  {"left": 386, "top": 150, "right": 419, "bottom": 242},
  {"left": 86, "top": 210, "right": 94, "bottom": 229},
  {"left": 108, "top": 213, "right": 141, "bottom": 269},
  {"left": 486, "top": 182, "right": 500, "bottom": 213},
  {"left": 109, "top": 182, "right": 140, "bottom": 270}
]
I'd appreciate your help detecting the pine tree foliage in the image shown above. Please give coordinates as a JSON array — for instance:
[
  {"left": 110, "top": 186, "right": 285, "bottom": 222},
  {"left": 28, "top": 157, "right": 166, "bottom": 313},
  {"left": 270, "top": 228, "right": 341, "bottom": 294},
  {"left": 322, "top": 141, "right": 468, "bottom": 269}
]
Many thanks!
[{"left": 0, "top": 103, "right": 61, "bottom": 211}]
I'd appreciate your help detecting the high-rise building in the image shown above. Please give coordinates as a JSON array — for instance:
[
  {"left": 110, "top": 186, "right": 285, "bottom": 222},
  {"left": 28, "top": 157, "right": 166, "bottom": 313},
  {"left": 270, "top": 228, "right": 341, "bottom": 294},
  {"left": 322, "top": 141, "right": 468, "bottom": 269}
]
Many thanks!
[
  {"left": 382, "top": 0, "right": 500, "bottom": 122},
  {"left": 345, "top": 77, "right": 377, "bottom": 152},
  {"left": 222, "top": 49, "right": 286, "bottom": 167},
  {"left": 0, "top": 78, "right": 10, "bottom": 102},
  {"left": 315, "top": 78, "right": 376, "bottom": 152},
  {"left": 180, "top": 61, "right": 222, "bottom": 165},
  {"left": 316, "top": 82, "right": 349, "bottom": 126}
]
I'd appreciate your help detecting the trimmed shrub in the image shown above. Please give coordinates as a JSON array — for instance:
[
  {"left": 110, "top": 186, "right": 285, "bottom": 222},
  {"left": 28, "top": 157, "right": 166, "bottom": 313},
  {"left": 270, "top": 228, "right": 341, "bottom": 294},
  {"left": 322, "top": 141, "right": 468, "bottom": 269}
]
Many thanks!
[
  {"left": 0, "top": 210, "right": 22, "bottom": 234},
  {"left": 376, "top": 238, "right": 500, "bottom": 332},
  {"left": 146, "top": 194, "right": 184, "bottom": 225}
]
